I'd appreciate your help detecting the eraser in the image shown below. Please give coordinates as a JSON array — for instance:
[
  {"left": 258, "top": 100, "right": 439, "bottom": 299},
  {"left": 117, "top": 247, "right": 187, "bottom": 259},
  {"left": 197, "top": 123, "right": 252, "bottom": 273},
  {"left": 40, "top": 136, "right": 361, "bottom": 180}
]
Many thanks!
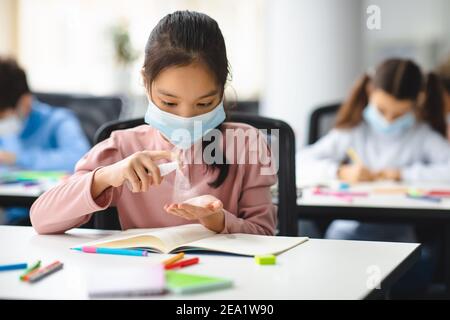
[{"left": 255, "top": 255, "right": 276, "bottom": 265}]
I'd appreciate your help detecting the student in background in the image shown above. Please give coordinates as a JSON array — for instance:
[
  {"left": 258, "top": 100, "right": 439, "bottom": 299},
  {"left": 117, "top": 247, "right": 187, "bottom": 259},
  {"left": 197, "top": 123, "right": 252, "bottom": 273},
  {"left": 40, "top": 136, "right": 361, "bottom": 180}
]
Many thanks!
[
  {"left": 0, "top": 58, "right": 90, "bottom": 224},
  {"left": 436, "top": 56, "right": 450, "bottom": 139},
  {"left": 297, "top": 58, "right": 450, "bottom": 296},
  {"left": 298, "top": 58, "right": 449, "bottom": 240}
]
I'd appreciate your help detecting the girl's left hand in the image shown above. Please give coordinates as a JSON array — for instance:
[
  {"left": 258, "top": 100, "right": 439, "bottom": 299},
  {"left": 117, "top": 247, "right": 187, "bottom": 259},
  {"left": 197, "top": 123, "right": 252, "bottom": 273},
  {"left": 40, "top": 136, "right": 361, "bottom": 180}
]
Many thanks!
[{"left": 164, "top": 195, "right": 225, "bottom": 232}]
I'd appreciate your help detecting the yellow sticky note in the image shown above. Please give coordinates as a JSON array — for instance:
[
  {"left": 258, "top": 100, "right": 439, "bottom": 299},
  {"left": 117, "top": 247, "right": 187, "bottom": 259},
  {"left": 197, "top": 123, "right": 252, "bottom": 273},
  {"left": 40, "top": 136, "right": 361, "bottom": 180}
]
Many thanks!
[{"left": 255, "top": 255, "right": 276, "bottom": 265}]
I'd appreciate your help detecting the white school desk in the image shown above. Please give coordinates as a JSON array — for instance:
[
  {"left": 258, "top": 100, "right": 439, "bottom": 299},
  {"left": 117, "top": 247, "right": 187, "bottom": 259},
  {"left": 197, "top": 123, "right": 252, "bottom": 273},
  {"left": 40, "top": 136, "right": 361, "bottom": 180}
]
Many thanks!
[
  {"left": 0, "top": 226, "right": 419, "bottom": 300},
  {"left": 298, "top": 181, "right": 450, "bottom": 211},
  {"left": 0, "top": 169, "right": 66, "bottom": 207},
  {"left": 296, "top": 181, "right": 450, "bottom": 296}
]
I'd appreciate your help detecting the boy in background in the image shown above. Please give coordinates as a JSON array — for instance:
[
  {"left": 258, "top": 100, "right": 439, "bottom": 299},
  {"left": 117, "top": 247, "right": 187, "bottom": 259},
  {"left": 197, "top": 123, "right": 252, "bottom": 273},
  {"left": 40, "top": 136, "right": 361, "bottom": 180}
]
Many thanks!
[{"left": 0, "top": 57, "right": 89, "bottom": 224}]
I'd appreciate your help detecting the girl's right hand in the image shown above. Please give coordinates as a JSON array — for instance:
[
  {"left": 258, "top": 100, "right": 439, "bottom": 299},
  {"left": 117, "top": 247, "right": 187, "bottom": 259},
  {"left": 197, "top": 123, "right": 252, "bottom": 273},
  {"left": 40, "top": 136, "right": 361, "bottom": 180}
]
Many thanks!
[
  {"left": 338, "top": 164, "right": 375, "bottom": 183},
  {"left": 92, "top": 150, "right": 173, "bottom": 197}
]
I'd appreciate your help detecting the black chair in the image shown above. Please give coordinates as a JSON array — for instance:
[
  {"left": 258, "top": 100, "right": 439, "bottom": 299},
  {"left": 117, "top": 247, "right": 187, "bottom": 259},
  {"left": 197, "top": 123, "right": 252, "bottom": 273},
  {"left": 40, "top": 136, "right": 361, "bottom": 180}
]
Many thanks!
[
  {"left": 304, "top": 103, "right": 341, "bottom": 237},
  {"left": 91, "top": 113, "right": 298, "bottom": 236},
  {"left": 232, "top": 100, "right": 259, "bottom": 114},
  {"left": 307, "top": 103, "right": 340, "bottom": 145},
  {"left": 35, "top": 92, "right": 125, "bottom": 145}
]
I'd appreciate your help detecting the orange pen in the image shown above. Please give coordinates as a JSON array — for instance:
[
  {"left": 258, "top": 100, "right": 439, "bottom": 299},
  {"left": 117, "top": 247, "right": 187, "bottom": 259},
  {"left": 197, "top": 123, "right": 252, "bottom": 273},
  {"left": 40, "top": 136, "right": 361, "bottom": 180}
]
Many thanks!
[
  {"left": 165, "top": 257, "right": 199, "bottom": 270},
  {"left": 162, "top": 252, "right": 184, "bottom": 266}
]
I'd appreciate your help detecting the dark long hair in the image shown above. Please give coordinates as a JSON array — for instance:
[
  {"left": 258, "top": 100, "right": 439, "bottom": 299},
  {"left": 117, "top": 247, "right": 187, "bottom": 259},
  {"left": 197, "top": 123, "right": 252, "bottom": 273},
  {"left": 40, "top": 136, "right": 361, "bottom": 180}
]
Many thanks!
[
  {"left": 436, "top": 55, "right": 450, "bottom": 94},
  {"left": 141, "top": 11, "right": 230, "bottom": 188},
  {"left": 335, "top": 58, "right": 447, "bottom": 136}
]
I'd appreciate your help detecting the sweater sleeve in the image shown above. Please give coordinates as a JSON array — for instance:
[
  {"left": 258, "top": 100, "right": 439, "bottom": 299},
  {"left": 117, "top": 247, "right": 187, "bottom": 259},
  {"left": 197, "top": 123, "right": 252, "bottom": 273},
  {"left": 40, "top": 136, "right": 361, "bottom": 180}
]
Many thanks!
[
  {"left": 296, "top": 129, "right": 352, "bottom": 183},
  {"left": 401, "top": 129, "right": 450, "bottom": 182},
  {"left": 15, "top": 112, "right": 90, "bottom": 171},
  {"left": 220, "top": 130, "right": 278, "bottom": 235},
  {"left": 30, "top": 133, "right": 124, "bottom": 234}
]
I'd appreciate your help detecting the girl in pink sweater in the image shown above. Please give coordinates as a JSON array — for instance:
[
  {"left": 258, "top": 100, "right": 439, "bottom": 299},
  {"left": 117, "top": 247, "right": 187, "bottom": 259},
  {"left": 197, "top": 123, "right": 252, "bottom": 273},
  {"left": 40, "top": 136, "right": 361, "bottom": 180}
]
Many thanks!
[{"left": 30, "top": 11, "right": 277, "bottom": 235}]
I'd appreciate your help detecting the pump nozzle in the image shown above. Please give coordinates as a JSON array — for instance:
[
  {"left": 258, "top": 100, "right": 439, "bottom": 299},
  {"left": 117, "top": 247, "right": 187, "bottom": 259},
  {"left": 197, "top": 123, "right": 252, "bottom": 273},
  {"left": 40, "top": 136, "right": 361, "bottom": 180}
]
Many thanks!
[{"left": 157, "top": 161, "right": 180, "bottom": 176}]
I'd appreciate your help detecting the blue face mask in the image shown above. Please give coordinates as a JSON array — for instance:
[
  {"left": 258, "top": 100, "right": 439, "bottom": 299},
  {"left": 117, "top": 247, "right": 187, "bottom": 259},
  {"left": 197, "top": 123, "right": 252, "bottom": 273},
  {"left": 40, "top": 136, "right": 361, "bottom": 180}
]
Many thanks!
[
  {"left": 144, "top": 98, "right": 226, "bottom": 149},
  {"left": 363, "top": 104, "right": 415, "bottom": 135},
  {"left": 0, "top": 114, "right": 24, "bottom": 137}
]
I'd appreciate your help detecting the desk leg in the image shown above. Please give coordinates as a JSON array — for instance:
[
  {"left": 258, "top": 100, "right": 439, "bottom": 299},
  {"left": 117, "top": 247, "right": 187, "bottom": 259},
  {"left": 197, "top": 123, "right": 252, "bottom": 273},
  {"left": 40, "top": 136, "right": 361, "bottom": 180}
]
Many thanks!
[{"left": 445, "top": 223, "right": 450, "bottom": 298}]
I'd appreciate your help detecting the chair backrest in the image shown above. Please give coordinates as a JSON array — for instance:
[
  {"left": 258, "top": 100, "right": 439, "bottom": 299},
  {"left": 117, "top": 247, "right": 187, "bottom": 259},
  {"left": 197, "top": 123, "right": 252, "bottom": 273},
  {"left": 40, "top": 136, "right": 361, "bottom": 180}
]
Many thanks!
[
  {"left": 307, "top": 103, "right": 340, "bottom": 145},
  {"left": 34, "top": 92, "right": 125, "bottom": 145},
  {"left": 232, "top": 100, "right": 259, "bottom": 114},
  {"left": 92, "top": 113, "right": 298, "bottom": 236}
]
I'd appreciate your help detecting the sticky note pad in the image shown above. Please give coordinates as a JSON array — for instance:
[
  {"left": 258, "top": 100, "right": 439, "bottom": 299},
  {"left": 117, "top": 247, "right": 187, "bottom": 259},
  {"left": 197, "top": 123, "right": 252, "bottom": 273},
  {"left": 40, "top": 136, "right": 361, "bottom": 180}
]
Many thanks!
[
  {"left": 166, "top": 271, "right": 233, "bottom": 294},
  {"left": 255, "top": 255, "right": 276, "bottom": 265}
]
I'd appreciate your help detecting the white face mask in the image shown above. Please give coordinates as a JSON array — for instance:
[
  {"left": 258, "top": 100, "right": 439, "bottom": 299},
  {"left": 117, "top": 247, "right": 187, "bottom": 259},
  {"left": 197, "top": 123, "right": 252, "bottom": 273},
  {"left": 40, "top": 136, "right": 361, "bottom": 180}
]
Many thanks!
[
  {"left": 363, "top": 103, "right": 415, "bottom": 135},
  {"left": 0, "top": 114, "right": 23, "bottom": 137}
]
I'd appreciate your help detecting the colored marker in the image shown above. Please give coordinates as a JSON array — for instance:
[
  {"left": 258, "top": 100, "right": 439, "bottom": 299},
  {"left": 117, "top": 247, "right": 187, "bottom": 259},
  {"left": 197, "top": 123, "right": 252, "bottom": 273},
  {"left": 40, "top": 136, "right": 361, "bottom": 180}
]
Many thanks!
[
  {"left": 23, "top": 261, "right": 63, "bottom": 283},
  {"left": 20, "top": 260, "right": 41, "bottom": 281},
  {"left": 165, "top": 257, "right": 199, "bottom": 270},
  {"left": 0, "top": 263, "right": 27, "bottom": 272},
  {"left": 347, "top": 148, "right": 363, "bottom": 166},
  {"left": 427, "top": 190, "right": 450, "bottom": 197},
  {"left": 313, "top": 188, "right": 368, "bottom": 197},
  {"left": 337, "top": 182, "right": 350, "bottom": 190},
  {"left": 406, "top": 194, "right": 442, "bottom": 203},
  {"left": 24, "top": 181, "right": 40, "bottom": 187},
  {"left": 407, "top": 188, "right": 424, "bottom": 197},
  {"left": 71, "top": 246, "right": 149, "bottom": 257},
  {"left": 312, "top": 187, "right": 369, "bottom": 203},
  {"left": 162, "top": 252, "right": 185, "bottom": 266}
]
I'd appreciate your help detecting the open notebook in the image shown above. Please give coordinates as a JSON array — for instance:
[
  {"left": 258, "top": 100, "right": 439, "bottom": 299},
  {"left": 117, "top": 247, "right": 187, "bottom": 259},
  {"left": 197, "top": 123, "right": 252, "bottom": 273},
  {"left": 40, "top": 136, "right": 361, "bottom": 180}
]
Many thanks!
[{"left": 73, "top": 224, "right": 308, "bottom": 256}]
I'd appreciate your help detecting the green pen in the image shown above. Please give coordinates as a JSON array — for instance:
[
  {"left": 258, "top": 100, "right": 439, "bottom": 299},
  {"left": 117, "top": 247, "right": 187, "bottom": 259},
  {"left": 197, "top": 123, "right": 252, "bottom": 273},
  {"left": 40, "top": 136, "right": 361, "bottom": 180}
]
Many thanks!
[{"left": 19, "top": 260, "right": 41, "bottom": 281}]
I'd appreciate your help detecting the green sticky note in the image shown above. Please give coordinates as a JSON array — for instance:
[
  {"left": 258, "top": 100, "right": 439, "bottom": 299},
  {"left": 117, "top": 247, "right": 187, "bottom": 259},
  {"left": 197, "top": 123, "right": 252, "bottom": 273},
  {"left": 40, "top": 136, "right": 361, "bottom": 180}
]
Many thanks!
[
  {"left": 255, "top": 255, "right": 276, "bottom": 265},
  {"left": 166, "top": 271, "right": 233, "bottom": 294}
]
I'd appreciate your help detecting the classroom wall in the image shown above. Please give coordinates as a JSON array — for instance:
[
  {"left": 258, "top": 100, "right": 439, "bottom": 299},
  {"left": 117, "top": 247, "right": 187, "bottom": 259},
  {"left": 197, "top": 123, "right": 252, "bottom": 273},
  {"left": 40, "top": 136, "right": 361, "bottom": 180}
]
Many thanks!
[
  {"left": 261, "top": 0, "right": 364, "bottom": 147},
  {"left": 362, "top": 0, "right": 450, "bottom": 70},
  {"left": 14, "top": 0, "right": 265, "bottom": 101},
  {"left": 261, "top": 0, "right": 450, "bottom": 147}
]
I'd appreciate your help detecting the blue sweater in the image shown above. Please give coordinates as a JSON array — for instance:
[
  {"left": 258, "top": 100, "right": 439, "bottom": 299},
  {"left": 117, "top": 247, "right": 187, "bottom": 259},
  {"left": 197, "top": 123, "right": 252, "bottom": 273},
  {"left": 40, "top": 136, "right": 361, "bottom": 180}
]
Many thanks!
[
  {"left": 0, "top": 99, "right": 90, "bottom": 223},
  {"left": 0, "top": 99, "right": 90, "bottom": 171}
]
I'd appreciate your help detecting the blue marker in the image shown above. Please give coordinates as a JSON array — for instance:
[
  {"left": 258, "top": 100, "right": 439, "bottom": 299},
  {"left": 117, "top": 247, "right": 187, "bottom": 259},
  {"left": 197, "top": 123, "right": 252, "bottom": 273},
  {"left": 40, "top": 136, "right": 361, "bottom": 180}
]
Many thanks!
[
  {"left": 406, "top": 194, "right": 442, "bottom": 203},
  {"left": 338, "top": 182, "right": 350, "bottom": 190},
  {"left": 0, "top": 263, "right": 28, "bottom": 272},
  {"left": 71, "top": 246, "right": 149, "bottom": 257}
]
